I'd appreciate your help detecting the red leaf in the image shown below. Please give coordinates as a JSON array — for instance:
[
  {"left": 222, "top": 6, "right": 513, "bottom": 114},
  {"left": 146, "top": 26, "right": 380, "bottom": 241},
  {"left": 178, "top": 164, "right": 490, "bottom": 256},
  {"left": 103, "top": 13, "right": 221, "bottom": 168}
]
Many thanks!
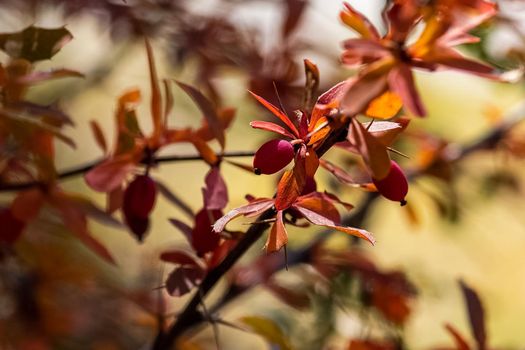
[
  {"left": 90, "top": 120, "right": 107, "bottom": 154},
  {"left": 294, "top": 193, "right": 341, "bottom": 224},
  {"left": 319, "top": 159, "right": 357, "bottom": 185},
  {"left": 444, "top": 323, "right": 471, "bottom": 350},
  {"left": 249, "top": 91, "right": 299, "bottom": 138},
  {"left": 250, "top": 120, "right": 296, "bottom": 139},
  {"left": 191, "top": 208, "right": 223, "bottom": 255},
  {"left": 203, "top": 166, "right": 228, "bottom": 210},
  {"left": 177, "top": 81, "right": 225, "bottom": 149},
  {"left": 213, "top": 198, "right": 274, "bottom": 233},
  {"left": 265, "top": 211, "right": 288, "bottom": 253},
  {"left": 294, "top": 205, "right": 375, "bottom": 244},
  {"left": 348, "top": 118, "right": 391, "bottom": 180},
  {"left": 85, "top": 154, "right": 137, "bottom": 192},
  {"left": 49, "top": 191, "right": 115, "bottom": 264},
  {"left": 388, "top": 64, "right": 426, "bottom": 117},
  {"left": 207, "top": 239, "right": 237, "bottom": 269},
  {"left": 165, "top": 265, "right": 205, "bottom": 297},
  {"left": 0, "top": 207, "right": 25, "bottom": 244},
  {"left": 11, "top": 188, "right": 45, "bottom": 221},
  {"left": 459, "top": 280, "right": 486, "bottom": 350},
  {"left": 160, "top": 249, "right": 201, "bottom": 266},
  {"left": 16, "top": 69, "right": 83, "bottom": 84}
]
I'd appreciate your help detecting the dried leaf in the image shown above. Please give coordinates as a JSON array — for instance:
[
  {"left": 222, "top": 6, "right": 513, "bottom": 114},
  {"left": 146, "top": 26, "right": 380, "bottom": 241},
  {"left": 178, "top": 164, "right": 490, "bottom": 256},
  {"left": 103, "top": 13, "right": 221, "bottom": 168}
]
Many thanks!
[{"left": 303, "top": 59, "right": 319, "bottom": 112}]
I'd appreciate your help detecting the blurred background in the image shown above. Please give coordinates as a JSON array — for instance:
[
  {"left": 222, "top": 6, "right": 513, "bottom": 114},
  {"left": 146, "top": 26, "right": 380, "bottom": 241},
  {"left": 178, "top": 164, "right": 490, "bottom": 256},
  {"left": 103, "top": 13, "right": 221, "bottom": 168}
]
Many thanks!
[{"left": 1, "top": 0, "right": 525, "bottom": 349}]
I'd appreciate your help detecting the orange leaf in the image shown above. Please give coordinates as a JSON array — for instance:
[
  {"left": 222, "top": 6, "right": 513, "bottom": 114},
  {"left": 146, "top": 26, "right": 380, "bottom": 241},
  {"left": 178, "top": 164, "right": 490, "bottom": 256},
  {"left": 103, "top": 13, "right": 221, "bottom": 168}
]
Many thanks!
[
  {"left": 275, "top": 165, "right": 305, "bottom": 211},
  {"left": 191, "top": 137, "right": 218, "bottom": 166},
  {"left": 249, "top": 91, "right": 299, "bottom": 138},
  {"left": 365, "top": 91, "right": 403, "bottom": 119},
  {"left": 265, "top": 211, "right": 288, "bottom": 253},
  {"left": 340, "top": 2, "right": 380, "bottom": 40},
  {"left": 348, "top": 117, "right": 391, "bottom": 180}
]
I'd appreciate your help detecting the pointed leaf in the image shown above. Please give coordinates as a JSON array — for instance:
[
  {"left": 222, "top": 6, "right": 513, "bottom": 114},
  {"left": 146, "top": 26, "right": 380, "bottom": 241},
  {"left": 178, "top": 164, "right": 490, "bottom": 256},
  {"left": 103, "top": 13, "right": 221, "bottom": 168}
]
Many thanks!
[
  {"left": 249, "top": 91, "right": 299, "bottom": 138},
  {"left": 160, "top": 249, "right": 201, "bottom": 266},
  {"left": 191, "top": 137, "right": 218, "bottom": 166},
  {"left": 250, "top": 121, "right": 296, "bottom": 139},
  {"left": 90, "top": 120, "right": 108, "bottom": 154},
  {"left": 203, "top": 166, "right": 228, "bottom": 210},
  {"left": 213, "top": 198, "right": 274, "bottom": 233},
  {"left": 265, "top": 211, "right": 288, "bottom": 253},
  {"left": 275, "top": 166, "right": 305, "bottom": 211},
  {"left": 177, "top": 81, "right": 225, "bottom": 149},
  {"left": 459, "top": 280, "right": 486, "bottom": 350},
  {"left": 444, "top": 323, "right": 471, "bottom": 350},
  {"left": 388, "top": 64, "right": 426, "bottom": 117},
  {"left": 303, "top": 59, "right": 320, "bottom": 112},
  {"left": 348, "top": 118, "right": 391, "bottom": 180},
  {"left": 16, "top": 69, "right": 83, "bottom": 84},
  {"left": 340, "top": 2, "right": 380, "bottom": 39},
  {"left": 145, "top": 38, "right": 163, "bottom": 141},
  {"left": 294, "top": 205, "right": 375, "bottom": 244},
  {"left": 85, "top": 154, "right": 137, "bottom": 192}
]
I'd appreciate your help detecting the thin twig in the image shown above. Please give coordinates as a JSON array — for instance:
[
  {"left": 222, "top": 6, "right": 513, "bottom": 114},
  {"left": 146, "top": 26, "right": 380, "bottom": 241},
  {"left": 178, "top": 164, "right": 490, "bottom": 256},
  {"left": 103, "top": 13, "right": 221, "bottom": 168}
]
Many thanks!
[{"left": 0, "top": 150, "right": 255, "bottom": 192}]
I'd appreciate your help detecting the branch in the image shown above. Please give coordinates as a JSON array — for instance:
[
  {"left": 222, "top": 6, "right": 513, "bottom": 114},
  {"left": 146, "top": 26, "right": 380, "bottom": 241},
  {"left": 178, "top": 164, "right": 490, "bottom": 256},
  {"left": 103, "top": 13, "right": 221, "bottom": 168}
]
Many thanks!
[
  {"left": 156, "top": 101, "right": 525, "bottom": 344},
  {"left": 151, "top": 126, "right": 349, "bottom": 350},
  {"left": 0, "top": 150, "right": 255, "bottom": 192}
]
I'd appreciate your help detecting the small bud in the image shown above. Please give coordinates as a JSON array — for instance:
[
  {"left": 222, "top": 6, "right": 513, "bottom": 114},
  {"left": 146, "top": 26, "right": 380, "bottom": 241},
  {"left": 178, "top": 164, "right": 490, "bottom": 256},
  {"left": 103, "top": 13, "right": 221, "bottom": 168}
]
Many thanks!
[
  {"left": 372, "top": 160, "right": 408, "bottom": 203},
  {"left": 0, "top": 208, "right": 25, "bottom": 245},
  {"left": 253, "top": 139, "right": 295, "bottom": 175}
]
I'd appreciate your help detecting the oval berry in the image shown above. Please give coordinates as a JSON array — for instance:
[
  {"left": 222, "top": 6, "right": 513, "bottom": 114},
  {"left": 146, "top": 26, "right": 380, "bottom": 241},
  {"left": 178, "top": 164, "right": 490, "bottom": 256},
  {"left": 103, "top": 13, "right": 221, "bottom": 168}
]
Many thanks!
[
  {"left": 124, "top": 214, "right": 150, "bottom": 242},
  {"left": 253, "top": 139, "right": 294, "bottom": 175},
  {"left": 0, "top": 208, "right": 25, "bottom": 245},
  {"left": 372, "top": 160, "right": 408, "bottom": 204},
  {"left": 123, "top": 175, "right": 157, "bottom": 218},
  {"left": 192, "top": 208, "right": 223, "bottom": 256}
]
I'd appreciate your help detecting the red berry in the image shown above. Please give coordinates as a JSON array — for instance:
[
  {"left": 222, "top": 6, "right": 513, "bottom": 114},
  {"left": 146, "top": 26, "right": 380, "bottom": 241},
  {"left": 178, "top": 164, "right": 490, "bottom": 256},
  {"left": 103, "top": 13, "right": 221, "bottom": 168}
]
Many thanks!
[
  {"left": 192, "top": 208, "right": 223, "bottom": 256},
  {"left": 372, "top": 160, "right": 408, "bottom": 204},
  {"left": 0, "top": 208, "right": 25, "bottom": 244},
  {"left": 123, "top": 175, "right": 157, "bottom": 218},
  {"left": 124, "top": 214, "right": 150, "bottom": 242},
  {"left": 253, "top": 139, "right": 294, "bottom": 175}
]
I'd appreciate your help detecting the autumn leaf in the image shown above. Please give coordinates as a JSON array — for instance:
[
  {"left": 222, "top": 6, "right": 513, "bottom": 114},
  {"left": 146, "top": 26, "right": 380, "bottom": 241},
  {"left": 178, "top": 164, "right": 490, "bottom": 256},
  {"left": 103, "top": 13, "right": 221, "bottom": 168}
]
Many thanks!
[
  {"left": 0, "top": 26, "right": 72, "bottom": 62},
  {"left": 240, "top": 316, "right": 293, "bottom": 350},
  {"left": 265, "top": 211, "right": 288, "bottom": 253}
]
